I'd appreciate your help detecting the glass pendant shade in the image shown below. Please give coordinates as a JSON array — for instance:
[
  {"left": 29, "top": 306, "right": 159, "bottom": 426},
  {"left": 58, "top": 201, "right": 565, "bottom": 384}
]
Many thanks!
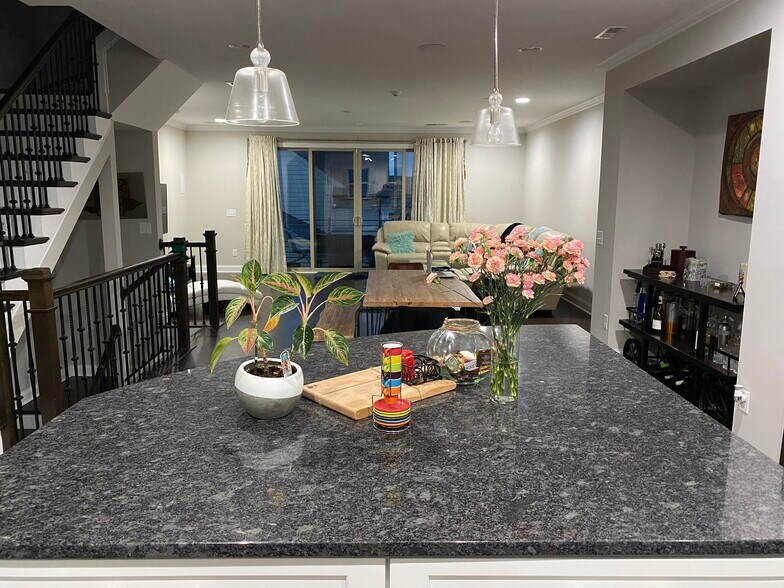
[
  {"left": 470, "top": 93, "right": 520, "bottom": 146},
  {"left": 226, "top": 47, "right": 299, "bottom": 126}
]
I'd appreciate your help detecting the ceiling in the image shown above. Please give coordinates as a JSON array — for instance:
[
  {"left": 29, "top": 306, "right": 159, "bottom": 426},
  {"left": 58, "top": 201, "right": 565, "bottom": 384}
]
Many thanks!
[{"left": 27, "top": 0, "right": 737, "bottom": 131}]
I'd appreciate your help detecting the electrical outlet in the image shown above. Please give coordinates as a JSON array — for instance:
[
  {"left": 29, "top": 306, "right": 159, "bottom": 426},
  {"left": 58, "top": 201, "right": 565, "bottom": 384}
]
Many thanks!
[
  {"left": 603, "top": 314, "right": 609, "bottom": 330},
  {"left": 232, "top": 248, "right": 238, "bottom": 257},
  {"left": 734, "top": 385, "right": 750, "bottom": 415},
  {"left": 226, "top": 209, "right": 237, "bottom": 217},
  {"left": 596, "top": 230, "right": 604, "bottom": 246}
]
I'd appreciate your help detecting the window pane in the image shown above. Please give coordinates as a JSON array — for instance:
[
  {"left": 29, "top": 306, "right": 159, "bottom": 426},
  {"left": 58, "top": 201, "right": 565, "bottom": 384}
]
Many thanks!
[
  {"left": 313, "top": 151, "right": 355, "bottom": 268},
  {"left": 361, "top": 151, "right": 404, "bottom": 268},
  {"left": 278, "top": 149, "right": 311, "bottom": 267}
]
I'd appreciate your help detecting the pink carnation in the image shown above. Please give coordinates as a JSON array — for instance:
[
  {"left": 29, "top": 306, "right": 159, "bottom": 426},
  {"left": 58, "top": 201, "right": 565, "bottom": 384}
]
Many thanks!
[
  {"left": 541, "top": 236, "right": 564, "bottom": 253},
  {"left": 469, "top": 271, "right": 482, "bottom": 283},
  {"left": 562, "top": 240, "right": 584, "bottom": 256},
  {"left": 575, "top": 271, "right": 586, "bottom": 285},
  {"left": 485, "top": 230, "right": 499, "bottom": 240},
  {"left": 542, "top": 270, "right": 557, "bottom": 282},
  {"left": 522, "top": 288, "right": 535, "bottom": 300},
  {"left": 505, "top": 273, "right": 521, "bottom": 288},
  {"left": 467, "top": 251, "right": 484, "bottom": 269},
  {"left": 485, "top": 256, "right": 506, "bottom": 274},
  {"left": 482, "top": 296, "right": 494, "bottom": 305},
  {"left": 426, "top": 272, "right": 438, "bottom": 284},
  {"left": 454, "top": 237, "right": 467, "bottom": 248},
  {"left": 532, "top": 273, "right": 546, "bottom": 285},
  {"left": 448, "top": 251, "right": 461, "bottom": 264},
  {"left": 509, "top": 246, "right": 524, "bottom": 259},
  {"left": 523, "top": 273, "right": 535, "bottom": 289}
]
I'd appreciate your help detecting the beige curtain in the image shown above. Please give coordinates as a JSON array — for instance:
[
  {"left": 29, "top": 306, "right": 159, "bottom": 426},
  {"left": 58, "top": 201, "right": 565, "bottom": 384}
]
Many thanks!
[
  {"left": 411, "top": 137, "right": 466, "bottom": 223},
  {"left": 245, "top": 135, "right": 287, "bottom": 273}
]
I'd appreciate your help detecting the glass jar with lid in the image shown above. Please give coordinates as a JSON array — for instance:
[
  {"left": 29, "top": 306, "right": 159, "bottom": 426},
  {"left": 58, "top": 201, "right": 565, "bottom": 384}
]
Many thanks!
[{"left": 427, "top": 318, "right": 492, "bottom": 385}]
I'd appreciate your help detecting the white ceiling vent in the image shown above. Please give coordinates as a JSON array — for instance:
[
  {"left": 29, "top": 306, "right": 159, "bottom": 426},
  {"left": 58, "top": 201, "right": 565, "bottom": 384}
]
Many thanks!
[{"left": 594, "top": 26, "right": 627, "bottom": 40}]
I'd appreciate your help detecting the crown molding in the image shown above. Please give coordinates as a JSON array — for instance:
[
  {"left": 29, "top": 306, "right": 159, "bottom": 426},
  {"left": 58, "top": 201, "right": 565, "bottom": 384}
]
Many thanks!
[
  {"left": 179, "top": 123, "right": 475, "bottom": 135},
  {"left": 597, "top": 0, "right": 740, "bottom": 72},
  {"left": 524, "top": 94, "right": 605, "bottom": 133},
  {"left": 164, "top": 120, "right": 187, "bottom": 131}
]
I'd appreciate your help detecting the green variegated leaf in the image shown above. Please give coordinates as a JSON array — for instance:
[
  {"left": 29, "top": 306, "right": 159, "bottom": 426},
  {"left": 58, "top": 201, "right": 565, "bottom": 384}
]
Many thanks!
[
  {"left": 262, "top": 273, "right": 301, "bottom": 295},
  {"left": 327, "top": 286, "right": 364, "bottom": 306},
  {"left": 292, "top": 324, "right": 314, "bottom": 357},
  {"left": 270, "top": 294, "right": 297, "bottom": 318},
  {"left": 241, "top": 259, "right": 263, "bottom": 289},
  {"left": 294, "top": 272, "right": 313, "bottom": 298},
  {"left": 314, "top": 271, "right": 350, "bottom": 294},
  {"left": 256, "top": 330, "right": 274, "bottom": 352},
  {"left": 322, "top": 329, "right": 349, "bottom": 366},
  {"left": 234, "top": 274, "right": 257, "bottom": 298},
  {"left": 238, "top": 327, "right": 258, "bottom": 355},
  {"left": 209, "top": 337, "right": 235, "bottom": 373},
  {"left": 224, "top": 296, "right": 247, "bottom": 328}
]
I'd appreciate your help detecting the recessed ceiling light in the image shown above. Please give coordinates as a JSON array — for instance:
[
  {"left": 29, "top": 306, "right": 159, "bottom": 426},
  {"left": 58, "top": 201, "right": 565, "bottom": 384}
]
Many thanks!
[
  {"left": 214, "top": 118, "right": 227, "bottom": 123},
  {"left": 515, "top": 97, "right": 531, "bottom": 104},
  {"left": 518, "top": 46, "right": 543, "bottom": 53},
  {"left": 228, "top": 43, "right": 251, "bottom": 49},
  {"left": 594, "top": 26, "right": 627, "bottom": 40},
  {"left": 417, "top": 43, "right": 446, "bottom": 53}
]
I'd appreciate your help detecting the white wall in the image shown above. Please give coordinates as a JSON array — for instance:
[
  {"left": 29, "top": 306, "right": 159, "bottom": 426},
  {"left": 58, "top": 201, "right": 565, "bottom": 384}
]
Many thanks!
[
  {"left": 115, "top": 129, "right": 163, "bottom": 265},
  {"left": 464, "top": 140, "right": 526, "bottom": 223},
  {"left": 522, "top": 105, "right": 603, "bottom": 310},
  {"left": 52, "top": 220, "right": 104, "bottom": 288},
  {"left": 592, "top": 0, "right": 784, "bottom": 460},
  {"left": 687, "top": 70, "right": 767, "bottom": 280},
  {"left": 158, "top": 124, "right": 188, "bottom": 239}
]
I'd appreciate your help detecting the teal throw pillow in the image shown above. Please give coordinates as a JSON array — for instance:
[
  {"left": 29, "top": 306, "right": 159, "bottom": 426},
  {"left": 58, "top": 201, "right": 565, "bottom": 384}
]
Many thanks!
[{"left": 387, "top": 231, "right": 415, "bottom": 254}]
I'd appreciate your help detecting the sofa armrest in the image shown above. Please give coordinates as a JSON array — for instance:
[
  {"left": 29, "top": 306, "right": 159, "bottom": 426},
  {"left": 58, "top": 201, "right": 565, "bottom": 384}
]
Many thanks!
[{"left": 372, "top": 242, "right": 392, "bottom": 254}]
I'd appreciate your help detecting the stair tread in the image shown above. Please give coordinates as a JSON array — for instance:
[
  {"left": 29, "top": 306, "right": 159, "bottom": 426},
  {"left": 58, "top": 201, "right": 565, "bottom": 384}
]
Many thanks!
[
  {"left": 0, "top": 129, "right": 101, "bottom": 140},
  {"left": 0, "top": 206, "right": 63, "bottom": 215},
  {"left": 0, "top": 268, "right": 26, "bottom": 280},
  {"left": 0, "top": 236, "right": 48, "bottom": 246},
  {"left": 0, "top": 179, "right": 77, "bottom": 188},
  {"left": 0, "top": 153, "right": 90, "bottom": 163}
]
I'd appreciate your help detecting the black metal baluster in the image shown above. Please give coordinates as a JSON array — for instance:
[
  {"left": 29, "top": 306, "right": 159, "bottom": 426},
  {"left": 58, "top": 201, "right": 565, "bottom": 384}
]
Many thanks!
[
  {"left": 20, "top": 300, "right": 40, "bottom": 429},
  {"left": 4, "top": 301, "right": 25, "bottom": 438},
  {"left": 56, "top": 296, "right": 73, "bottom": 407},
  {"left": 66, "top": 294, "right": 82, "bottom": 404},
  {"left": 115, "top": 275, "right": 131, "bottom": 384},
  {"left": 198, "top": 246, "right": 206, "bottom": 326},
  {"left": 84, "top": 287, "right": 96, "bottom": 391}
]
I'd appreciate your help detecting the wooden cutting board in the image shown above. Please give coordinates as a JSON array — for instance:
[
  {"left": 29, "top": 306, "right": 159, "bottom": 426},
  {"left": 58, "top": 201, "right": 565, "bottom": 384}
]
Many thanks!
[{"left": 302, "top": 367, "right": 456, "bottom": 420}]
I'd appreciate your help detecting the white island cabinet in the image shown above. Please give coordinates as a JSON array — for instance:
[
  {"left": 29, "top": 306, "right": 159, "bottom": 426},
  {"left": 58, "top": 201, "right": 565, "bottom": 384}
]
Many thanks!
[{"left": 4, "top": 557, "right": 784, "bottom": 587}]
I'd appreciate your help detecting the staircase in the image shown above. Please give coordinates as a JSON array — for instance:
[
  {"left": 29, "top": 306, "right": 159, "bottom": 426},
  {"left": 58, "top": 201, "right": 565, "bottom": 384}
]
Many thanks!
[{"left": 0, "top": 11, "right": 109, "bottom": 285}]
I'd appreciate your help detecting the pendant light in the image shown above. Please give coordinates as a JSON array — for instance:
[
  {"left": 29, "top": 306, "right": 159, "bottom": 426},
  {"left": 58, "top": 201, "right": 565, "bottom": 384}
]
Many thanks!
[
  {"left": 470, "top": 0, "right": 520, "bottom": 146},
  {"left": 225, "top": 0, "right": 299, "bottom": 126}
]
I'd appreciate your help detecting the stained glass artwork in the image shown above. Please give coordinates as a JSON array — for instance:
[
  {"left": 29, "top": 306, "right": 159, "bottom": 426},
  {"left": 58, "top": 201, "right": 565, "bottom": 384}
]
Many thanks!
[{"left": 720, "top": 110, "right": 763, "bottom": 217}]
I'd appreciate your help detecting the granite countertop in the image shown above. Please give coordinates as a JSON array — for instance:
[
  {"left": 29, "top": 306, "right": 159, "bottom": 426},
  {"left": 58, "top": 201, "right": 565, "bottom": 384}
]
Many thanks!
[{"left": 1, "top": 324, "right": 783, "bottom": 559}]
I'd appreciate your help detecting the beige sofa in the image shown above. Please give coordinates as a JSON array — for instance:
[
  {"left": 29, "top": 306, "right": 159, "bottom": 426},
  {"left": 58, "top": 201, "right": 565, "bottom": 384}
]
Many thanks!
[{"left": 372, "top": 221, "right": 570, "bottom": 311}]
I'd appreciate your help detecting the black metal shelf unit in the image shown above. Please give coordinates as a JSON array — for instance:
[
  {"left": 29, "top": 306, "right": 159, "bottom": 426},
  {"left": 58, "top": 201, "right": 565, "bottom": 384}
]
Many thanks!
[{"left": 620, "top": 269, "right": 743, "bottom": 429}]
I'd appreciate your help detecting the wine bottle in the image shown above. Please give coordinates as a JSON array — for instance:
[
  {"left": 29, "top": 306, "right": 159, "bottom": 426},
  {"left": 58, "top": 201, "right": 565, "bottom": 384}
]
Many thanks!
[{"left": 651, "top": 295, "right": 663, "bottom": 332}]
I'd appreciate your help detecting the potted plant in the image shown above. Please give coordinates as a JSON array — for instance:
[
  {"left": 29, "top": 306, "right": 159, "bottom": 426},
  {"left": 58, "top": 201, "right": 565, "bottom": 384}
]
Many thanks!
[{"left": 209, "top": 260, "right": 364, "bottom": 419}]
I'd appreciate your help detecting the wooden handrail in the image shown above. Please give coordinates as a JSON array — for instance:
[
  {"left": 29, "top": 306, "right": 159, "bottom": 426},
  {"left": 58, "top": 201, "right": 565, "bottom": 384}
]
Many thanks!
[
  {"left": 53, "top": 253, "right": 182, "bottom": 298},
  {"left": 0, "top": 10, "right": 81, "bottom": 119},
  {"left": 0, "top": 290, "right": 30, "bottom": 302}
]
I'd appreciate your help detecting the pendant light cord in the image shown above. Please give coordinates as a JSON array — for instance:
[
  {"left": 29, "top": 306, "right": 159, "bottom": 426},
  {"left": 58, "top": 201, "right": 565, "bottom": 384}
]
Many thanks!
[
  {"left": 492, "top": 0, "right": 499, "bottom": 93},
  {"left": 256, "top": 0, "right": 263, "bottom": 48}
]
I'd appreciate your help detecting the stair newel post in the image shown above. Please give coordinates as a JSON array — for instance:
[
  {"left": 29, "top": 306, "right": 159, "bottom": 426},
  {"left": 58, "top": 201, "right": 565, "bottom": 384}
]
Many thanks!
[
  {"left": 171, "top": 238, "right": 191, "bottom": 355},
  {"left": 0, "top": 294, "right": 19, "bottom": 450},
  {"left": 23, "top": 268, "right": 66, "bottom": 423},
  {"left": 204, "top": 230, "right": 220, "bottom": 331}
]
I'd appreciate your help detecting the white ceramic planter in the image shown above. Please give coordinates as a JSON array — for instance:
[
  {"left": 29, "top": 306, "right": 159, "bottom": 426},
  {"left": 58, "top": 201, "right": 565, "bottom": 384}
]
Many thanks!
[{"left": 234, "top": 358, "right": 304, "bottom": 420}]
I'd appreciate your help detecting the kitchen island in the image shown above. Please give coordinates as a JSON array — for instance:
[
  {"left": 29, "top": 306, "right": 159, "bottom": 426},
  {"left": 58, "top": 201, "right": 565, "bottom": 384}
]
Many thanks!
[{"left": 1, "top": 325, "right": 784, "bottom": 586}]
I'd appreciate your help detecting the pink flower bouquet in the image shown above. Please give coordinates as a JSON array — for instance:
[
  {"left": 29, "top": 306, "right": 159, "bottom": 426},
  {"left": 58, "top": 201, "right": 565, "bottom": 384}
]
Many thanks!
[{"left": 450, "top": 225, "right": 590, "bottom": 401}]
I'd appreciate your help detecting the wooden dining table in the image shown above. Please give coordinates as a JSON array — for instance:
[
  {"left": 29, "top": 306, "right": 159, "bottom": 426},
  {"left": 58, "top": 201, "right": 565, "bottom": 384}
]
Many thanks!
[{"left": 362, "top": 270, "right": 483, "bottom": 308}]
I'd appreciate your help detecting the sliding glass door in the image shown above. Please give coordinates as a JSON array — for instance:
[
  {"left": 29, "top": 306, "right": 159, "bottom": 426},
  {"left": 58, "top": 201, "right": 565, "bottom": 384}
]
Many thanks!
[{"left": 278, "top": 146, "right": 413, "bottom": 270}]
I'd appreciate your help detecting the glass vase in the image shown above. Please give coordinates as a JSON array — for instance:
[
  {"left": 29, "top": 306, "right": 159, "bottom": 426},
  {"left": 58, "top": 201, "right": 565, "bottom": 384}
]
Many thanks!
[{"left": 490, "top": 325, "right": 519, "bottom": 403}]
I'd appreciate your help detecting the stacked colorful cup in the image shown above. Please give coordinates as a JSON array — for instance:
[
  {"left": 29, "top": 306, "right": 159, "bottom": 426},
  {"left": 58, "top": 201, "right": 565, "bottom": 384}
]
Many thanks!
[{"left": 373, "top": 342, "right": 411, "bottom": 430}]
